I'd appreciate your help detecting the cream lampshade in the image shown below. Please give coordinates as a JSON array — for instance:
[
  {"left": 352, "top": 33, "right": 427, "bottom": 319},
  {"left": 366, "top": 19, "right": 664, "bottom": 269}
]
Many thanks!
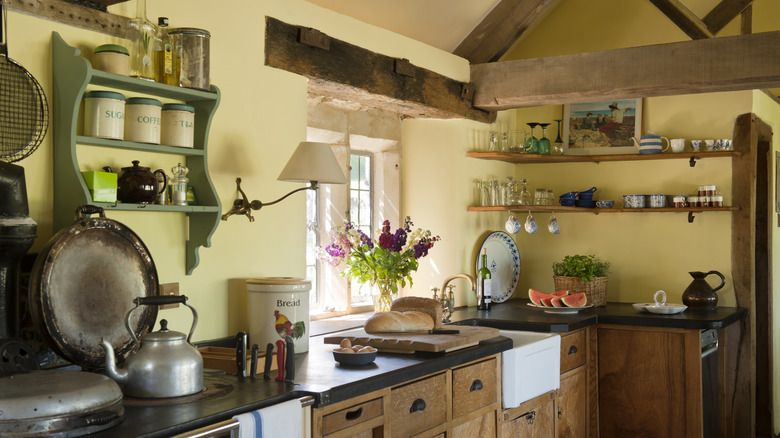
[{"left": 277, "top": 141, "right": 347, "bottom": 184}]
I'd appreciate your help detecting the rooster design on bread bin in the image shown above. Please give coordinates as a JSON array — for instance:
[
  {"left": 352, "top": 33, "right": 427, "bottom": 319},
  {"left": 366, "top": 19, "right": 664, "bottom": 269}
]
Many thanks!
[{"left": 274, "top": 310, "right": 305, "bottom": 340}]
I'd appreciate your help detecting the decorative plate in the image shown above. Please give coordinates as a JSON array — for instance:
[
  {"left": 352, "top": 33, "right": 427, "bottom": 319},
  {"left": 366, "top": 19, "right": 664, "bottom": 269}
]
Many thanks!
[
  {"left": 634, "top": 303, "right": 687, "bottom": 314},
  {"left": 526, "top": 303, "right": 594, "bottom": 314},
  {"left": 476, "top": 231, "right": 521, "bottom": 303}
]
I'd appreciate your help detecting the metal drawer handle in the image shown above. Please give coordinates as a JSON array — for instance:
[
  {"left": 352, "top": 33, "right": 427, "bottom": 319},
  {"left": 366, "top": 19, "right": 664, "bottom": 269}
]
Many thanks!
[
  {"left": 410, "top": 398, "right": 426, "bottom": 413},
  {"left": 470, "top": 379, "right": 483, "bottom": 392},
  {"left": 568, "top": 345, "right": 578, "bottom": 355},
  {"left": 345, "top": 407, "right": 364, "bottom": 421}
]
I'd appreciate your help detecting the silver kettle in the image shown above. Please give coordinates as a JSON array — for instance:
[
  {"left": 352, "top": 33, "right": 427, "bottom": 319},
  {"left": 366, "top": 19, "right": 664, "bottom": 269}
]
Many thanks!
[{"left": 101, "top": 295, "right": 203, "bottom": 398}]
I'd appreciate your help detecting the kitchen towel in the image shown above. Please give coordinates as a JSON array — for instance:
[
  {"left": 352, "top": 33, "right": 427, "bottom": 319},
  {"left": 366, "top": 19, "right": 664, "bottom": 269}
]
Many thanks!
[{"left": 233, "top": 399, "right": 302, "bottom": 438}]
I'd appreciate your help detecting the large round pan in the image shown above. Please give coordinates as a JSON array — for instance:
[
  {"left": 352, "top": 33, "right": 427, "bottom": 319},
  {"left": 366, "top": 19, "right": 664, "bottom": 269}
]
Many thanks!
[{"left": 29, "top": 205, "right": 158, "bottom": 370}]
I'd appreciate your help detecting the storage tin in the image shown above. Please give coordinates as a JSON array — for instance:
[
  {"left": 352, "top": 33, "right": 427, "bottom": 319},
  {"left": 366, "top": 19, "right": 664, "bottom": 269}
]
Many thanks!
[
  {"left": 93, "top": 44, "right": 129, "bottom": 75},
  {"left": 125, "top": 97, "right": 162, "bottom": 144},
  {"left": 161, "top": 104, "right": 195, "bottom": 148},
  {"left": 169, "top": 28, "right": 210, "bottom": 91},
  {"left": 83, "top": 90, "right": 125, "bottom": 139},
  {"left": 247, "top": 277, "right": 311, "bottom": 353}
]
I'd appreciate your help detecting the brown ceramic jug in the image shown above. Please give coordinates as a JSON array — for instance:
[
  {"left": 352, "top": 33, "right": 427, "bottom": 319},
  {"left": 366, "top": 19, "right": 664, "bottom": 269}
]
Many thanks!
[
  {"left": 681, "top": 270, "right": 725, "bottom": 309},
  {"left": 117, "top": 160, "right": 167, "bottom": 203}
]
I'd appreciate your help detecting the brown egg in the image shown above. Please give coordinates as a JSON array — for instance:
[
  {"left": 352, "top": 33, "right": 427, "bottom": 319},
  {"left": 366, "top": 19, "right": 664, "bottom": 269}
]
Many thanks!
[
  {"left": 339, "top": 339, "right": 352, "bottom": 348},
  {"left": 334, "top": 347, "right": 355, "bottom": 353},
  {"left": 351, "top": 344, "right": 364, "bottom": 351},
  {"left": 358, "top": 346, "right": 376, "bottom": 353}
]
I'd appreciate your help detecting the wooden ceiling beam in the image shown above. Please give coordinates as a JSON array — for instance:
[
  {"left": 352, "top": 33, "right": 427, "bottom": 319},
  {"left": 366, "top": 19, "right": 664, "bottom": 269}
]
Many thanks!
[
  {"left": 5, "top": 0, "right": 127, "bottom": 37},
  {"left": 470, "top": 30, "right": 780, "bottom": 110},
  {"left": 452, "top": 0, "right": 558, "bottom": 64},
  {"left": 265, "top": 17, "right": 495, "bottom": 123},
  {"left": 703, "top": 0, "right": 753, "bottom": 35},
  {"left": 648, "top": 0, "right": 714, "bottom": 39}
]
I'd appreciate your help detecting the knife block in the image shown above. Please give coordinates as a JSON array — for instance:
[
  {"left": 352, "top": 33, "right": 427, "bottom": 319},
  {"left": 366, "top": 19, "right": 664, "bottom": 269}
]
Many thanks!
[{"left": 198, "top": 346, "right": 277, "bottom": 375}]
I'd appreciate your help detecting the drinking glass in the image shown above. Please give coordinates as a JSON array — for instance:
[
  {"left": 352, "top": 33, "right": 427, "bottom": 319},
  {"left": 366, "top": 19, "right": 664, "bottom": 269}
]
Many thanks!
[
  {"left": 552, "top": 119, "right": 565, "bottom": 156},
  {"left": 507, "top": 177, "right": 521, "bottom": 205},
  {"left": 509, "top": 130, "right": 526, "bottom": 153},
  {"left": 538, "top": 123, "right": 551, "bottom": 155},
  {"left": 525, "top": 123, "right": 539, "bottom": 154},
  {"left": 488, "top": 131, "right": 499, "bottom": 152},
  {"left": 518, "top": 178, "right": 532, "bottom": 205}
]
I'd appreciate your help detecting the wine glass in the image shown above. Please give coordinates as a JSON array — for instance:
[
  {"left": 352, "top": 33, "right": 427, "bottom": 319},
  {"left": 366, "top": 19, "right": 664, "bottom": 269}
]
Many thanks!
[
  {"left": 538, "top": 123, "right": 551, "bottom": 155},
  {"left": 507, "top": 176, "right": 521, "bottom": 205},
  {"left": 552, "top": 119, "right": 565, "bottom": 156},
  {"left": 518, "top": 178, "right": 532, "bottom": 205},
  {"left": 525, "top": 123, "right": 539, "bottom": 154},
  {"left": 488, "top": 131, "right": 499, "bottom": 152}
]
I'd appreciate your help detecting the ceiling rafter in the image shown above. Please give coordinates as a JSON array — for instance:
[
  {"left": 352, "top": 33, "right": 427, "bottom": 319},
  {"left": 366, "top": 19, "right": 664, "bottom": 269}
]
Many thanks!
[
  {"left": 452, "top": 0, "right": 558, "bottom": 64},
  {"left": 703, "top": 0, "right": 754, "bottom": 34},
  {"left": 648, "top": 0, "right": 714, "bottom": 39}
]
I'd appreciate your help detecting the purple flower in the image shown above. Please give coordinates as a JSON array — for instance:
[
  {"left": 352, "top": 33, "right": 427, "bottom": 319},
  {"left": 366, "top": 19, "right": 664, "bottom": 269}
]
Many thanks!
[
  {"left": 325, "top": 243, "right": 346, "bottom": 259},
  {"left": 393, "top": 228, "right": 407, "bottom": 252},
  {"left": 378, "top": 220, "right": 394, "bottom": 249},
  {"left": 357, "top": 230, "right": 374, "bottom": 249},
  {"left": 413, "top": 236, "right": 440, "bottom": 259}
]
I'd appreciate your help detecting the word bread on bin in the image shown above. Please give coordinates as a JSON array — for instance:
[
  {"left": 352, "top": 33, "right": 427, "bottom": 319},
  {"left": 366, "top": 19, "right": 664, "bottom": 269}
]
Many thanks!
[
  {"left": 390, "top": 296, "right": 443, "bottom": 329},
  {"left": 364, "top": 311, "right": 434, "bottom": 333}
]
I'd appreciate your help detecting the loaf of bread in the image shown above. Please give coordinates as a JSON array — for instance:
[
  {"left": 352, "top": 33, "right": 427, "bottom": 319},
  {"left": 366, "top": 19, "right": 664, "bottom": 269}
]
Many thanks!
[
  {"left": 390, "top": 296, "right": 443, "bottom": 329},
  {"left": 364, "top": 311, "right": 434, "bottom": 333}
]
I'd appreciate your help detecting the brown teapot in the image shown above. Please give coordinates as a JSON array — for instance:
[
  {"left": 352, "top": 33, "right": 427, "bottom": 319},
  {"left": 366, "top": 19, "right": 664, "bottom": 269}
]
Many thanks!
[
  {"left": 117, "top": 160, "right": 167, "bottom": 203},
  {"left": 681, "top": 270, "right": 725, "bottom": 309}
]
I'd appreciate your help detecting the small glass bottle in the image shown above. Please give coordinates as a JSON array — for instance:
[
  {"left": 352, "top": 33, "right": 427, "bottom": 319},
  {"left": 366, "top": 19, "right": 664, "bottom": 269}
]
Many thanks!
[
  {"left": 154, "top": 17, "right": 176, "bottom": 85},
  {"left": 477, "top": 248, "right": 491, "bottom": 311},
  {"left": 127, "top": 0, "right": 156, "bottom": 81},
  {"left": 171, "top": 163, "right": 189, "bottom": 206}
]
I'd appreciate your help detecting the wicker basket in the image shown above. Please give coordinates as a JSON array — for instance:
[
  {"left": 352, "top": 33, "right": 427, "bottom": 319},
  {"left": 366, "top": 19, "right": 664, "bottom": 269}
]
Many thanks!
[{"left": 553, "top": 276, "right": 608, "bottom": 307}]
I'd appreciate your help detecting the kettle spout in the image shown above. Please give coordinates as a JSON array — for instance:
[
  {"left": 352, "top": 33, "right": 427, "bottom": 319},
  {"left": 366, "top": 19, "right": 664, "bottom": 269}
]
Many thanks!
[{"left": 100, "top": 340, "right": 129, "bottom": 384}]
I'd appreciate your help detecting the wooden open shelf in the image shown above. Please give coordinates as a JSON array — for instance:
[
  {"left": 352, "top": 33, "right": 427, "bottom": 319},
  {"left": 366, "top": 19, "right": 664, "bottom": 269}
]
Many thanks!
[
  {"left": 467, "top": 205, "right": 737, "bottom": 213},
  {"left": 466, "top": 150, "right": 740, "bottom": 164}
]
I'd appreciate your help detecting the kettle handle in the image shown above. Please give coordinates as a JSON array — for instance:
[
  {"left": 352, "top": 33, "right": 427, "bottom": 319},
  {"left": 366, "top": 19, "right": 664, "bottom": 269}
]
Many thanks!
[
  {"left": 125, "top": 295, "right": 199, "bottom": 348},
  {"left": 705, "top": 270, "right": 726, "bottom": 292}
]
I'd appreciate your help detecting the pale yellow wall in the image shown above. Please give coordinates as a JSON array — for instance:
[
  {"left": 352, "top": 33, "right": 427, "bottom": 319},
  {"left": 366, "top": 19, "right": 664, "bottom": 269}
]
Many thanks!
[{"left": 12, "top": 0, "right": 470, "bottom": 340}]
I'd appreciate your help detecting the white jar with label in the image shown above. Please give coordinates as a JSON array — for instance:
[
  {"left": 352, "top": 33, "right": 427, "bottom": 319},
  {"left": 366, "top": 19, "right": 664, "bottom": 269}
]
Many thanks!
[
  {"left": 246, "top": 277, "right": 312, "bottom": 353},
  {"left": 125, "top": 97, "right": 162, "bottom": 144},
  {"left": 83, "top": 90, "right": 125, "bottom": 139},
  {"left": 161, "top": 104, "right": 195, "bottom": 148}
]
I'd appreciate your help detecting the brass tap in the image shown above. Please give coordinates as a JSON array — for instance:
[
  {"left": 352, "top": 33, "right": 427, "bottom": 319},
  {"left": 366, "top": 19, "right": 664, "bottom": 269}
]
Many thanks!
[{"left": 438, "top": 274, "right": 475, "bottom": 323}]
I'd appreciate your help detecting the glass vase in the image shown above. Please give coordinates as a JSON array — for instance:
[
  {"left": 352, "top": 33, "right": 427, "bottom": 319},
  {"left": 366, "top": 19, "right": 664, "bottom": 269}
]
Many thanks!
[
  {"left": 372, "top": 280, "right": 398, "bottom": 313},
  {"left": 127, "top": 0, "right": 156, "bottom": 81}
]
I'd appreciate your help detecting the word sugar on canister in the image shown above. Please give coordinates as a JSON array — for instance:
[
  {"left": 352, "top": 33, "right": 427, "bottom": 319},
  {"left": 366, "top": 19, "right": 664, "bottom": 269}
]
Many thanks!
[{"left": 247, "top": 277, "right": 312, "bottom": 353}]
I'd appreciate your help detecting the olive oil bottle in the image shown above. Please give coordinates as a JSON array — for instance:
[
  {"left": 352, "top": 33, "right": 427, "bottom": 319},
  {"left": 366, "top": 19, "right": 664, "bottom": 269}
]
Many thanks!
[{"left": 154, "top": 17, "right": 176, "bottom": 85}]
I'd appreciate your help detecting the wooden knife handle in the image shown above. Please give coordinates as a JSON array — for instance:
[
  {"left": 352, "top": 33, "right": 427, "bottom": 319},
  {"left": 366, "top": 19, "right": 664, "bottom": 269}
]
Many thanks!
[{"left": 275, "top": 340, "right": 285, "bottom": 381}]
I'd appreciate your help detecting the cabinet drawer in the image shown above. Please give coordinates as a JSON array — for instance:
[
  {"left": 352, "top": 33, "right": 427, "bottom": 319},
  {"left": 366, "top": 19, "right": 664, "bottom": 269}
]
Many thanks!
[
  {"left": 452, "top": 358, "right": 497, "bottom": 418},
  {"left": 389, "top": 373, "right": 447, "bottom": 437},
  {"left": 322, "top": 397, "right": 383, "bottom": 436},
  {"left": 560, "top": 329, "right": 586, "bottom": 373}
]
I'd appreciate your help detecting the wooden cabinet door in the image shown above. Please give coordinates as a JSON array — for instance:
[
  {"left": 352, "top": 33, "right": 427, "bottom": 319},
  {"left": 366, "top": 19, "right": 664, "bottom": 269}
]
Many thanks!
[
  {"left": 500, "top": 393, "right": 555, "bottom": 438},
  {"left": 451, "top": 412, "right": 496, "bottom": 438},
  {"left": 598, "top": 325, "right": 702, "bottom": 438},
  {"left": 556, "top": 366, "right": 586, "bottom": 438}
]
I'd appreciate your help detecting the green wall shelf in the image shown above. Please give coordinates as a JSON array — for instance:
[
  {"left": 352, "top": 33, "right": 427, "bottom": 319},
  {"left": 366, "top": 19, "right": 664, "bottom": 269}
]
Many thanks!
[{"left": 52, "top": 32, "right": 221, "bottom": 275}]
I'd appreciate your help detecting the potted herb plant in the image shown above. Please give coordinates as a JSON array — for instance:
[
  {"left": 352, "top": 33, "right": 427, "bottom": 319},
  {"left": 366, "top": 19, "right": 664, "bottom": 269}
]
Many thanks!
[{"left": 552, "top": 254, "right": 610, "bottom": 306}]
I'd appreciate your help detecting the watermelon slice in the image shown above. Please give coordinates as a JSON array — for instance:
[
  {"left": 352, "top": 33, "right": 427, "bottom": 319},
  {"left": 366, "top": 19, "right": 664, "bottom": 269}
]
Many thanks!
[
  {"left": 561, "top": 293, "right": 587, "bottom": 307},
  {"left": 551, "top": 296, "right": 565, "bottom": 307},
  {"left": 541, "top": 296, "right": 554, "bottom": 307},
  {"left": 551, "top": 290, "right": 570, "bottom": 297},
  {"left": 528, "top": 288, "right": 550, "bottom": 306}
]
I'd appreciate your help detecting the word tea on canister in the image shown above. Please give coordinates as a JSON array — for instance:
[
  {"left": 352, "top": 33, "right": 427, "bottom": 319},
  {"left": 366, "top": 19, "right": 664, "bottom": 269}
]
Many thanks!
[
  {"left": 161, "top": 104, "right": 195, "bottom": 148},
  {"left": 83, "top": 90, "right": 125, "bottom": 139},
  {"left": 247, "top": 277, "right": 312, "bottom": 353},
  {"left": 125, "top": 97, "right": 162, "bottom": 144}
]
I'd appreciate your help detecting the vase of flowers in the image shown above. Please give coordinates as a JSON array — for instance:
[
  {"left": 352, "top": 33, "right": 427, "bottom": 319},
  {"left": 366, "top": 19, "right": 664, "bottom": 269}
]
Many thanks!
[{"left": 321, "top": 217, "right": 439, "bottom": 312}]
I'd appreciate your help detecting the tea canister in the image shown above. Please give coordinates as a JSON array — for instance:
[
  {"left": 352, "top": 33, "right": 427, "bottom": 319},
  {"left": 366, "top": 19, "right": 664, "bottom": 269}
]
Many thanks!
[
  {"left": 84, "top": 90, "right": 125, "bottom": 139},
  {"left": 125, "top": 97, "right": 162, "bottom": 144},
  {"left": 161, "top": 104, "right": 195, "bottom": 148},
  {"left": 169, "top": 28, "right": 210, "bottom": 91},
  {"left": 93, "top": 44, "right": 129, "bottom": 75}
]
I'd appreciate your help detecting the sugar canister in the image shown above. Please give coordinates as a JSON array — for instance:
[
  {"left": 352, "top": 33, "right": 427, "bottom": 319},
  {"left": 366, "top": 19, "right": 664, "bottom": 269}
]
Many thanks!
[{"left": 84, "top": 90, "right": 125, "bottom": 139}]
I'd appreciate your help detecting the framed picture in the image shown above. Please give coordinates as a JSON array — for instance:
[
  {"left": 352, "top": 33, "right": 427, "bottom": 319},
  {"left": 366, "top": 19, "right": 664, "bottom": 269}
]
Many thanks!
[{"left": 563, "top": 98, "right": 642, "bottom": 155}]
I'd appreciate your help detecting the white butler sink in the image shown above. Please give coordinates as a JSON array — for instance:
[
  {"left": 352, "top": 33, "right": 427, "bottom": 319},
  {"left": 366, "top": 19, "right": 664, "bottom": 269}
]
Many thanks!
[{"left": 499, "top": 330, "right": 561, "bottom": 409}]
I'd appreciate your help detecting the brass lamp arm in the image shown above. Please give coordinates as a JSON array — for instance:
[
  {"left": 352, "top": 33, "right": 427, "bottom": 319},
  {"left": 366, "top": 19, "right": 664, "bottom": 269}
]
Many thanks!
[{"left": 221, "top": 177, "right": 319, "bottom": 222}]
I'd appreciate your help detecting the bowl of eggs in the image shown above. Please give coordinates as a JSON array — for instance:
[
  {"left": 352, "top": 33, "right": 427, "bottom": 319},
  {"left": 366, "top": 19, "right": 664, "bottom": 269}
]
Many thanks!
[{"left": 332, "top": 339, "right": 378, "bottom": 366}]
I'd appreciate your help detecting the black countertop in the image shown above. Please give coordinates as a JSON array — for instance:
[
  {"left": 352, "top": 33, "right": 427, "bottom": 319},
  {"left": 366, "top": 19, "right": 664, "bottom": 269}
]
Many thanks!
[
  {"left": 89, "top": 299, "right": 747, "bottom": 436},
  {"left": 448, "top": 299, "right": 747, "bottom": 331}
]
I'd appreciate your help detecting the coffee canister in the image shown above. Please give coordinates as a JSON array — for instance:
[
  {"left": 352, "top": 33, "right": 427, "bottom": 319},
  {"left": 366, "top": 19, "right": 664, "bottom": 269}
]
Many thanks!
[
  {"left": 83, "top": 90, "right": 125, "bottom": 139},
  {"left": 161, "top": 104, "right": 195, "bottom": 148},
  {"left": 169, "top": 28, "right": 210, "bottom": 91},
  {"left": 125, "top": 97, "right": 162, "bottom": 144},
  {"left": 247, "top": 277, "right": 311, "bottom": 353},
  {"left": 93, "top": 44, "right": 129, "bottom": 75}
]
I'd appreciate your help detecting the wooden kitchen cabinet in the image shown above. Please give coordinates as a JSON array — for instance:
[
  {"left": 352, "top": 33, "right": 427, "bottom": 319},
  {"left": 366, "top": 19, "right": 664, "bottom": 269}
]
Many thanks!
[
  {"left": 597, "top": 324, "right": 702, "bottom": 438},
  {"left": 51, "top": 32, "right": 221, "bottom": 274},
  {"left": 500, "top": 392, "right": 556, "bottom": 438},
  {"left": 311, "top": 355, "right": 501, "bottom": 438}
]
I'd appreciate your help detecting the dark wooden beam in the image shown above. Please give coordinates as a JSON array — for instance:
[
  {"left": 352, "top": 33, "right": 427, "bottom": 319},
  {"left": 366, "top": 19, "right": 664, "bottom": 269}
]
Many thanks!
[
  {"left": 703, "top": 0, "right": 753, "bottom": 35},
  {"left": 452, "top": 0, "right": 558, "bottom": 64},
  {"left": 6, "top": 0, "right": 127, "bottom": 37},
  {"left": 740, "top": 4, "right": 752, "bottom": 35},
  {"left": 648, "top": 0, "right": 713, "bottom": 39},
  {"left": 265, "top": 17, "right": 495, "bottom": 123},
  {"left": 470, "top": 30, "right": 780, "bottom": 110}
]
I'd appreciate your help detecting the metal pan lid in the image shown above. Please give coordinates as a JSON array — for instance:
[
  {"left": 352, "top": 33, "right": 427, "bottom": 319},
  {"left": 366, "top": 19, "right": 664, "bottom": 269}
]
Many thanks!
[{"left": 29, "top": 206, "right": 158, "bottom": 370}]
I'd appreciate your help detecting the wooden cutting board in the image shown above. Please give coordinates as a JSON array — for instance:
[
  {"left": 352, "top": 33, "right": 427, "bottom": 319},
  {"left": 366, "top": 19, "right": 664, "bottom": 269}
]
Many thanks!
[{"left": 324, "top": 326, "right": 500, "bottom": 353}]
